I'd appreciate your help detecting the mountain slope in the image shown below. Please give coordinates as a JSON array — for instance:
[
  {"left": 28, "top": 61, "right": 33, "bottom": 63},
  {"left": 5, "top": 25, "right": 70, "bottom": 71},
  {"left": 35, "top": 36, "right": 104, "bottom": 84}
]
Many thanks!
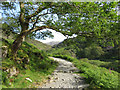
[
  {"left": 46, "top": 41, "right": 61, "bottom": 46},
  {"left": 26, "top": 38, "right": 51, "bottom": 50}
]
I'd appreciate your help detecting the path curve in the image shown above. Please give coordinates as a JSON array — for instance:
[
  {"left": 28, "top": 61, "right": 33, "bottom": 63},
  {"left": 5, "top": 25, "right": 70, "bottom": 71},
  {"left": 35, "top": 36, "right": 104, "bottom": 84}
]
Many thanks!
[{"left": 39, "top": 57, "right": 89, "bottom": 89}]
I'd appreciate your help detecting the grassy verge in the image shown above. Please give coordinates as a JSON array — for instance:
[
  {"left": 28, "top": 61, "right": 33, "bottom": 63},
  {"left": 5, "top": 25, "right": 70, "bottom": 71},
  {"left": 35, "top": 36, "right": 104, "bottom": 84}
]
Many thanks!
[
  {"left": 2, "top": 38, "right": 58, "bottom": 88},
  {"left": 81, "top": 59, "right": 120, "bottom": 73},
  {"left": 53, "top": 54, "right": 120, "bottom": 89},
  {"left": 3, "top": 61, "right": 57, "bottom": 88}
]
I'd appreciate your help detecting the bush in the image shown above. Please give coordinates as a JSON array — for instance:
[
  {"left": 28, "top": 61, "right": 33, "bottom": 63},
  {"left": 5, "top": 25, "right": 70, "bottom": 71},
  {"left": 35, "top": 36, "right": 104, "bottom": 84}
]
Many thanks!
[
  {"left": 48, "top": 47, "right": 76, "bottom": 58},
  {"left": 102, "top": 46, "right": 120, "bottom": 60},
  {"left": 75, "top": 60, "right": 119, "bottom": 88},
  {"left": 78, "top": 45, "right": 104, "bottom": 59},
  {"left": 2, "top": 72, "right": 10, "bottom": 86}
]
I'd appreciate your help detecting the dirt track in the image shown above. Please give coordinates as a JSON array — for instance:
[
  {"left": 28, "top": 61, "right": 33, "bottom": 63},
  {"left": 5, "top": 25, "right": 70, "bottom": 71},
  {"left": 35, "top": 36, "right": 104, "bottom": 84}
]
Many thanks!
[{"left": 39, "top": 57, "right": 89, "bottom": 89}]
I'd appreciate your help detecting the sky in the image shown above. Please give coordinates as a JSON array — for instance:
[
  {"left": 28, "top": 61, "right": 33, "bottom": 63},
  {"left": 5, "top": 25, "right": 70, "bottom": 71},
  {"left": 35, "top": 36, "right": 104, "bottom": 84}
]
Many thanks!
[
  {"left": 36, "top": 29, "right": 67, "bottom": 43},
  {"left": 0, "top": 13, "right": 2, "bottom": 19}
]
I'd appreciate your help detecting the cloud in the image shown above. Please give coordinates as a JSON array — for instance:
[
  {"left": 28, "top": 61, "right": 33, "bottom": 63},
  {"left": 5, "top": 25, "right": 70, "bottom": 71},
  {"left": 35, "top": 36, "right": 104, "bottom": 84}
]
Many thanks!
[{"left": 36, "top": 29, "right": 66, "bottom": 43}]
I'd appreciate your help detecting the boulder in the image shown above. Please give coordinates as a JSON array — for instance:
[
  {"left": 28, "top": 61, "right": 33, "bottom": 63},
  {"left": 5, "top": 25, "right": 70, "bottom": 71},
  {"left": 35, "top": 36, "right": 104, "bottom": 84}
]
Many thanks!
[
  {"left": 25, "top": 78, "right": 32, "bottom": 82},
  {"left": 2, "top": 46, "right": 8, "bottom": 58},
  {"left": 8, "top": 67, "right": 19, "bottom": 77}
]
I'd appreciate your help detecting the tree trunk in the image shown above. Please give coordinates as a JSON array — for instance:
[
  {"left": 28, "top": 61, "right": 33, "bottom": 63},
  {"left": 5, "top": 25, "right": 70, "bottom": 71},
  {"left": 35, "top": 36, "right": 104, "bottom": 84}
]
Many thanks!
[
  {"left": 11, "top": 32, "right": 27, "bottom": 57},
  {"left": 11, "top": 2, "right": 30, "bottom": 58}
]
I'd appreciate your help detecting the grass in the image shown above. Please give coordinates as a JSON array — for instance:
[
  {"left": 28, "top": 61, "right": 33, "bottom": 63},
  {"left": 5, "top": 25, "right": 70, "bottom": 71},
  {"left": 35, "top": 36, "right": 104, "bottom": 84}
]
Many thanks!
[
  {"left": 74, "top": 60, "right": 119, "bottom": 88},
  {"left": 26, "top": 38, "right": 51, "bottom": 51},
  {"left": 52, "top": 54, "right": 120, "bottom": 89},
  {"left": 80, "top": 59, "right": 120, "bottom": 73},
  {"left": 52, "top": 54, "right": 77, "bottom": 62},
  {"left": 0, "top": 39, "right": 2, "bottom": 47},
  {"left": 2, "top": 38, "right": 58, "bottom": 88},
  {"left": 2, "top": 61, "right": 58, "bottom": 88},
  {"left": 4, "top": 63, "right": 57, "bottom": 88}
]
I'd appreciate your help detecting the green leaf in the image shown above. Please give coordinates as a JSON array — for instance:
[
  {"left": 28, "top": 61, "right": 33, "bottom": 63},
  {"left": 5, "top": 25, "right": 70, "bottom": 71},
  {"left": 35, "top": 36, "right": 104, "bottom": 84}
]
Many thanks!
[{"left": 29, "top": 2, "right": 33, "bottom": 5}]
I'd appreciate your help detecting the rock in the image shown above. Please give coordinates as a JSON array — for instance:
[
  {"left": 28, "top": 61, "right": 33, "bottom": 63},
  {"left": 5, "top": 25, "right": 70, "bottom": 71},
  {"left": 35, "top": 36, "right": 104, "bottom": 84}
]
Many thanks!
[
  {"left": 54, "top": 77, "right": 58, "bottom": 80},
  {"left": 2, "top": 46, "right": 8, "bottom": 58},
  {"left": 25, "top": 78, "right": 32, "bottom": 82},
  {"left": 78, "top": 84, "right": 89, "bottom": 88},
  {"left": 47, "top": 75, "right": 51, "bottom": 79},
  {"left": 63, "top": 71, "right": 67, "bottom": 73},
  {"left": 8, "top": 82, "right": 11, "bottom": 86},
  {"left": 9, "top": 67, "right": 17, "bottom": 77}
]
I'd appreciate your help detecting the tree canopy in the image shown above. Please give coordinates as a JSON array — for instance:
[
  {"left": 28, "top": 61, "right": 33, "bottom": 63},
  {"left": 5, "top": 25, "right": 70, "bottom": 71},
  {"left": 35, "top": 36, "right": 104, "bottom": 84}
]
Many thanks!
[{"left": 2, "top": 1, "right": 119, "bottom": 56}]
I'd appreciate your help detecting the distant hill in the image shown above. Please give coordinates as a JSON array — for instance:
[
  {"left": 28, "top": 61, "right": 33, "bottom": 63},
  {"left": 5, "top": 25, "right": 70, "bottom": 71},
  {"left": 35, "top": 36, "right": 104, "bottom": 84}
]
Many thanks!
[
  {"left": 46, "top": 41, "right": 61, "bottom": 46},
  {"left": 47, "top": 38, "right": 76, "bottom": 57}
]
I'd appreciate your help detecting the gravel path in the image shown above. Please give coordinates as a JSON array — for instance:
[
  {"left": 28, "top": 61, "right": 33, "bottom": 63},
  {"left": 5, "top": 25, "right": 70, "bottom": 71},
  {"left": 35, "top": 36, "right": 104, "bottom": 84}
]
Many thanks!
[{"left": 39, "top": 57, "right": 89, "bottom": 89}]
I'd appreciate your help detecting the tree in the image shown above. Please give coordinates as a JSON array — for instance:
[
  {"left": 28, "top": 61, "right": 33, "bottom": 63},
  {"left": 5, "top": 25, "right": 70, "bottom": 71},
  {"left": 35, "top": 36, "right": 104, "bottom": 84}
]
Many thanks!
[
  {"left": 62, "top": 2, "right": 119, "bottom": 47},
  {"left": 2, "top": 2, "right": 75, "bottom": 56},
  {"left": 2, "top": 2, "right": 119, "bottom": 57},
  {"left": 66, "top": 2, "right": 119, "bottom": 47}
]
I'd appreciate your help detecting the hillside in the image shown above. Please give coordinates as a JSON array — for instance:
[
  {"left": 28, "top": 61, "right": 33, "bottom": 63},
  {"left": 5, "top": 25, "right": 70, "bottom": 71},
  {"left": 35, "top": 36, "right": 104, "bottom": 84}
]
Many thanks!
[
  {"left": 48, "top": 36, "right": 120, "bottom": 60},
  {"left": 26, "top": 38, "right": 51, "bottom": 50},
  {"left": 47, "top": 37, "right": 82, "bottom": 58},
  {"left": 46, "top": 41, "right": 61, "bottom": 46},
  {"left": 2, "top": 38, "right": 58, "bottom": 88}
]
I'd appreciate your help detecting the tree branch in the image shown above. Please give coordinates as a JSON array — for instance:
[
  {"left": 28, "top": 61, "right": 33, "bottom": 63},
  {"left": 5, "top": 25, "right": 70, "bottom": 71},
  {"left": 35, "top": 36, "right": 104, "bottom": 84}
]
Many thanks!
[
  {"left": 31, "top": 12, "right": 52, "bottom": 30},
  {"left": 28, "top": 25, "right": 59, "bottom": 34},
  {"left": 26, "top": 6, "right": 49, "bottom": 19},
  {"left": 19, "top": 2, "right": 25, "bottom": 23},
  {"left": 29, "top": 26, "right": 49, "bottom": 33}
]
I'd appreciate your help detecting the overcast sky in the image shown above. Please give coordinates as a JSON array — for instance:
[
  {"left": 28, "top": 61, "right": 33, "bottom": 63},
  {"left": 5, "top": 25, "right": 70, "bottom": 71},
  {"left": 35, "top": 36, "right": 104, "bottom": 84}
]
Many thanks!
[{"left": 36, "top": 29, "right": 67, "bottom": 43}]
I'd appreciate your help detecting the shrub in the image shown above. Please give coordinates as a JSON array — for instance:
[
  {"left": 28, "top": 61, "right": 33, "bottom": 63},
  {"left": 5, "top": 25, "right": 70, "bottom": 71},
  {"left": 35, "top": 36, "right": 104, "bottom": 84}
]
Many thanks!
[
  {"left": 2, "top": 72, "right": 10, "bottom": 86},
  {"left": 78, "top": 45, "right": 104, "bottom": 59},
  {"left": 74, "top": 59, "right": 120, "bottom": 88}
]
